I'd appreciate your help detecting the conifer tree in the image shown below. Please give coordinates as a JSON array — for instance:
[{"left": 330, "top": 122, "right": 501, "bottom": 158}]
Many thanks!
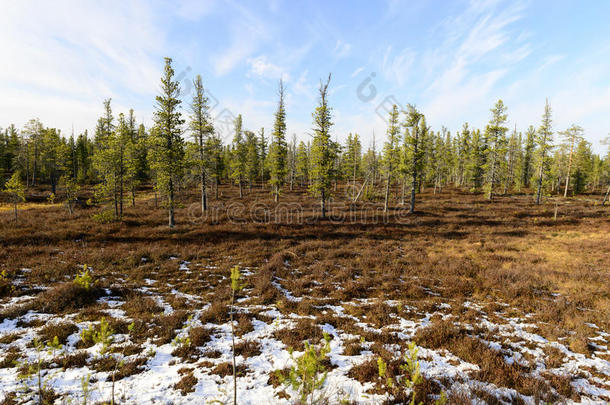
[
  {"left": 4, "top": 171, "right": 25, "bottom": 221},
  {"left": 150, "top": 57, "right": 185, "bottom": 227},
  {"left": 344, "top": 133, "right": 362, "bottom": 187},
  {"left": 258, "top": 128, "right": 268, "bottom": 187},
  {"left": 229, "top": 114, "right": 246, "bottom": 198},
  {"left": 268, "top": 80, "right": 288, "bottom": 202},
  {"left": 521, "top": 126, "right": 536, "bottom": 188},
  {"left": 244, "top": 130, "right": 259, "bottom": 191},
  {"left": 559, "top": 124, "right": 584, "bottom": 197},
  {"left": 295, "top": 141, "right": 309, "bottom": 187},
  {"left": 205, "top": 134, "right": 224, "bottom": 199},
  {"left": 456, "top": 123, "right": 471, "bottom": 186},
  {"left": 189, "top": 75, "right": 214, "bottom": 212},
  {"left": 403, "top": 105, "right": 425, "bottom": 213},
  {"left": 483, "top": 100, "right": 508, "bottom": 200},
  {"left": 535, "top": 100, "right": 554, "bottom": 205},
  {"left": 382, "top": 105, "right": 400, "bottom": 212},
  {"left": 309, "top": 74, "right": 333, "bottom": 218}
]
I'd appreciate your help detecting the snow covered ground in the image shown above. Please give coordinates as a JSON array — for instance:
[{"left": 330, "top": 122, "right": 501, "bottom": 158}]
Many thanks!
[{"left": 0, "top": 262, "right": 609, "bottom": 404}]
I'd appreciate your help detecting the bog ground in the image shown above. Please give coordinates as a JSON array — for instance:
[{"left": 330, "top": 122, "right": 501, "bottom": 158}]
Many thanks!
[{"left": 0, "top": 185, "right": 609, "bottom": 404}]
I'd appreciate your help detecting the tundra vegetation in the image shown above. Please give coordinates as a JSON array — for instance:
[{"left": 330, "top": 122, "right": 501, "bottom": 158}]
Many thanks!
[{"left": 0, "top": 58, "right": 609, "bottom": 403}]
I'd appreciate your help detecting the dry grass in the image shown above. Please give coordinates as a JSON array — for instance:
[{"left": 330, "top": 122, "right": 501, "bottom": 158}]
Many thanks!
[{"left": 0, "top": 183, "right": 608, "bottom": 403}]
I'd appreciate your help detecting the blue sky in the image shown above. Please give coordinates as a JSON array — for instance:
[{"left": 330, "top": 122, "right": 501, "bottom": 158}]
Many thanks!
[{"left": 1, "top": 0, "right": 609, "bottom": 152}]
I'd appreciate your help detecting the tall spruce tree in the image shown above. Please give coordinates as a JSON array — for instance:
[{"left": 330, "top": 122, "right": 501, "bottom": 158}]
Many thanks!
[
  {"left": 229, "top": 114, "right": 246, "bottom": 198},
  {"left": 151, "top": 57, "right": 185, "bottom": 227},
  {"left": 404, "top": 104, "right": 425, "bottom": 213},
  {"left": 309, "top": 74, "right": 333, "bottom": 218},
  {"left": 559, "top": 124, "right": 584, "bottom": 197},
  {"left": 268, "top": 80, "right": 288, "bottom": 202},
  {"left": 535, "top": 99, "right": 553, "bottom": 205},
  {"left": 521, "top": 125, "right": 536, "bottom": 188},
  {"left": 483, "top": 100, "right": 508, "bottom": 200},
  {"left": 189, "top": 74, "right": 214, "bottom": 212},
  {"left": 382, "top": 105, "right": 400, "bottom": 212}
]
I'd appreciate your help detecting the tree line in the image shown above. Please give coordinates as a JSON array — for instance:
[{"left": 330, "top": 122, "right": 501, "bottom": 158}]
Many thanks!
[{"left": 2, "top": 57, "right": 610, "bottom": 225}]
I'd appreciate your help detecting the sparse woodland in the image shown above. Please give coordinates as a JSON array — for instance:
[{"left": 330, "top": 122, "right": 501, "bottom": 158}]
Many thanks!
[
  {"left": 1, "top": 57, "right": 609, "bottom": 404},
  {"left": 1, "top": 58, "right": 609, "bottom": 225}
]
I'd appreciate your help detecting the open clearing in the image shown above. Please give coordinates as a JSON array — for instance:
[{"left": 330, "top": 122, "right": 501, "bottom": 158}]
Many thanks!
[{"left": 1, "top": 186, "right": 609, "bottom": 404}]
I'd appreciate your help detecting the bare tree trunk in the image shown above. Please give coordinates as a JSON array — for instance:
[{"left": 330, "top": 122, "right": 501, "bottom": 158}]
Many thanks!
[
  {"left": 383, "top": 173, "right": 391, "bottom": 212},
  {"left": 564, "top": 142, "right": 574, "bottom": 197},
  {"left": 321, "top": 189, "right": 326, "bottom": 218},
  {"left": 602, "top": 184, "right": 610, "bottom": 206},
  {"left": 201, "top": 170, "right": 207, "bottom": 212},
  {"left": 535, "top": 162, "right": 544, "bottom": 205},
  {"left": 238, "top": 178, "right": 243, "bottom": 199},
  {"left": 168, "top": 177, "right": 175, "bottom": 228}
]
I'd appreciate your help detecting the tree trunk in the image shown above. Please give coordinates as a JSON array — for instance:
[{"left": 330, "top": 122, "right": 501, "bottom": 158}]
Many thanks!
[
  {"left": 602, "top": 184, "right": 610, "bottom": 206},
  {"left": 383, "top": 173, "right": 391, "bottom": 212},
  {"left": 274, "top": 185, "right": 279, "bottom": 203},
  {"left": 13, "top": 202, "right": 18, "bottom": 222},
  {"left": 321, "top": 189, "right": 326, "bottom": 218},
  {"left": 201, "top": 170, "right": 207, "bottom": 212},
  {"left": 564, "top": 143, "right": 574, "bottom": 198},
  {"left": 535, "top": 161, "right": 544, "bottom": 205},
  {"left": 238, "top": 178, "right": 243, "bottom": 199},
  {"left": 168, "top": 177, "right": 175, "bottom": 228}
]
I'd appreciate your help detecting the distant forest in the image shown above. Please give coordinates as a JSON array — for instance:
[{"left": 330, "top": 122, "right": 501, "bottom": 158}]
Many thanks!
[{"left": 2, "top": 58, "right": 609, "bottom": 225}]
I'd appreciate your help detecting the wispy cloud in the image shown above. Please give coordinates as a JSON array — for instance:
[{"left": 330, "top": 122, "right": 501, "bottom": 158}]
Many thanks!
[
  {"left": 247, "top": 55, "right": 288, "bottom": 81},
  {"left": 380, "top": 45, "right": 415, "bottom": 86}
]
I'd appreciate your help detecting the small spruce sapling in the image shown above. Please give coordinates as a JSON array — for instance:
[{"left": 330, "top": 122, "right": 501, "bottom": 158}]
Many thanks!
[
  {"left": 3, "top": 171, "right": 25, "bottom": 221},
  {"left": 277, "top": 332, "right": 332, "bottom": 405},
  {"left": 74, "top": 264, "right": 93, "bottom": 290},
  {"left": 377, "top": 342, "right": 447, "bottom": 405}
]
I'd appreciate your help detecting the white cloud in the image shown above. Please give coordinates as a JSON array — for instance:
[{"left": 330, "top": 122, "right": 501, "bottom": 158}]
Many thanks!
[
  {"left": 334, "top": 40, "right": 352, "bottom": 59},
  {"left": 0, "top": 0, "right": 165, "bottom": 132},
  {"left": 380, "top": 45, "right": 415, "bottom": 86},
  {"left": 247, "top": 55, "right": 288, "bottom": 81}
]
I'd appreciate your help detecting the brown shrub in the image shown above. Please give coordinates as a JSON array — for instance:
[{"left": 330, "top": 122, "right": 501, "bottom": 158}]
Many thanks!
[
  {"left": 234, "top": 340, "right": 261, "bottom": 358},
  {"left": 273, "top": 318, "right": 322, "bottom": 351},
  {"left": 38, "top": 321, "right": 78, "bottom": 344},
  {"left": 174, "top": 372, "right": 197, "bottom": 395},
  {"left": 36, "top": 282, "right": 102, "bottom": 313}
]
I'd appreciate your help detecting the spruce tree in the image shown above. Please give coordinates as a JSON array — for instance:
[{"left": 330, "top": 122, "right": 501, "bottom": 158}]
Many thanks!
[
  {"left": 309, "top": 74, "right": 333, "bottom": 218},
  {"left": 404, "top": 105, "right": 425, "bottom": 213},
  {"left": 295, "top": 141, "right": 309, "bottom": 187},
  {"left": 189, "top": 74, "right": 214, "bottom": 212},
  {"left": 559, "top": 124, "right": 584, "bottom": 197},
  {"left": 483, "top": 100, "right": 508, "bottom": 200},
  {"left": 382, "top": 105, "right": 400, "bottom": 212},
  {"left": 268, "top": 80, "right": 288, "bottom": 202},
  {"left": 521, "top": 126, "right": 536, "bottom": 188},
  {"left": 150, "top": 57, "right": 185, "bottom": 227},
  {"left": 535, "top": 100, "right": 554, "bottom": 205},
  {"left": 258, "top": 128, "right": 268, "bottom": 187},
  {"left": 4, "top": 171, "right": 25, "bottom": 221},
  {"left": 229, "top": 114, "right": 246, "bottom": 198},
  {"left": 245, "top": 130, "right": 259, "bottom": 191}
]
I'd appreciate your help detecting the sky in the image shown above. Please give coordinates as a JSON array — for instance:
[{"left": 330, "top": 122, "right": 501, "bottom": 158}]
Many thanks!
[{"left": 1, "top": 0, "right": 609, "bottom": 152}]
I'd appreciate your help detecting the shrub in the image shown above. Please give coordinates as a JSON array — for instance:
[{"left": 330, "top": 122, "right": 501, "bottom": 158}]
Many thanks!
[{"left": 276, "top": 332, "right": 332, "bottom": 404}]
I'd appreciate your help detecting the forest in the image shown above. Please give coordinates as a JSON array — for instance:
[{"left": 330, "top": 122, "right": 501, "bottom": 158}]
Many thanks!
[{"left": 2, "top": 57, "right": 609, "bottom": 225}]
